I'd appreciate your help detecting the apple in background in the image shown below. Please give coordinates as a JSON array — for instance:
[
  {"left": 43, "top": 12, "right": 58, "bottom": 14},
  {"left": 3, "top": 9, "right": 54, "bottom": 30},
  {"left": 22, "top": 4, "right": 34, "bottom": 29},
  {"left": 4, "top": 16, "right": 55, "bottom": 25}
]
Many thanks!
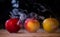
[
  {"left": 43, "top": 18, "right": 59, "bottom": 33},
  {"left": 5, "top": 18, "right": 21, "bottom": 33},
  {"left": 24, "top": 18, "right": 40, "bottom": 32}
]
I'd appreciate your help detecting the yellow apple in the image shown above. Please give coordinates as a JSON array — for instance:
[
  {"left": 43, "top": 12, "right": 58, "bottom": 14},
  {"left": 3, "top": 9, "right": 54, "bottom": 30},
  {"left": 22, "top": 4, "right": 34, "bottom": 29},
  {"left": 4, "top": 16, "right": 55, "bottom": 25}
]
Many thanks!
[
  {"left": 24, "top": 18, "right": 40, "bottom": 32},
  {"left": 43, "top": 18, "right": 59, "bottom": 33}
]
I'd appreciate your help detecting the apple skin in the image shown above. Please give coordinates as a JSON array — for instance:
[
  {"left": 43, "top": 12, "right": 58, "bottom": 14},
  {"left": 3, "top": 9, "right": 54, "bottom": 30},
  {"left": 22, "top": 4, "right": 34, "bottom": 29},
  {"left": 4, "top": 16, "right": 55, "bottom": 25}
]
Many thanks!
[
  {"left": 5, "top": 18, "right": 21, "bottom": 33},
  {"left": 43, "top": 18, "right": 59, "bottom": 33},
  {"left": 24, "top": 18, "right": 40, "bottom": 32}
]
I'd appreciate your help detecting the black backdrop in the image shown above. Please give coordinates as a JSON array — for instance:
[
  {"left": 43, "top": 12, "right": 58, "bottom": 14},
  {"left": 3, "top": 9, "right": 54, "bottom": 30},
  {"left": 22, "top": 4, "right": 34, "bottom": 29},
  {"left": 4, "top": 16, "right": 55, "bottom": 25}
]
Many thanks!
[{"left": 0, "top": 0, "right": 60, "bottom": 29}]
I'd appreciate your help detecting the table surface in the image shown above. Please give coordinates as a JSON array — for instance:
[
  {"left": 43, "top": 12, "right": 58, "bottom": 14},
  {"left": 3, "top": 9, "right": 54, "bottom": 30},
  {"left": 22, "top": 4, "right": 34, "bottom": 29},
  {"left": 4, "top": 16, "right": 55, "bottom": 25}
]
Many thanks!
[{"left": 0, "top": 29, "right": 60, "bottom": 37}]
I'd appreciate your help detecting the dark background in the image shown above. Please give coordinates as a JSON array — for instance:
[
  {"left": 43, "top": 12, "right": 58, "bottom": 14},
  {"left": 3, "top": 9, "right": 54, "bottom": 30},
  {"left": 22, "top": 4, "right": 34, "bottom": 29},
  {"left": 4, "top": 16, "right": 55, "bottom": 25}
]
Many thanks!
[{"left": 0, "top": 0, "right": 60, "bottom": 29}]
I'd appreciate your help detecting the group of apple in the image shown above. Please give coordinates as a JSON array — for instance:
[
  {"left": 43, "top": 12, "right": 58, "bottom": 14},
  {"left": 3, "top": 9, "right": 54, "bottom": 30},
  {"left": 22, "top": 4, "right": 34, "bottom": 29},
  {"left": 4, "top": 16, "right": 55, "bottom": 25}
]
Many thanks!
[{"left": 5, "top": 17, "right": 59, "bottom": 33}]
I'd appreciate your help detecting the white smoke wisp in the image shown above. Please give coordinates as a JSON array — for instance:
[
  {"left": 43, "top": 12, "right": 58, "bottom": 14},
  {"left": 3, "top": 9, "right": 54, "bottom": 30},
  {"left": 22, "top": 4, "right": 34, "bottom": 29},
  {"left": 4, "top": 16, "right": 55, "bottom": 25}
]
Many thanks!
[
  {"left": 12, "top": 3, "right": 19, "bottom": 8},
  {"left": 18, "top": 12, "right": 27, "bottom": 21},
  {"left": 38, "top": 16, "right": 45, "bottom": 20},
  {"left": 11, "top": 0, "right": 16, "bottom": 4},
  {"left": 29, "top": 12, "right": 38, "bottom": 19},
  {"left": 11, "top": 0, "right": 19, "bottom": 8},
  {"left": 10, "top": 11, "right": 18, "bottom": 18},
  {"left": 12, "top": 8, "right": 19, "bottom": 15},
  {"left": 38, "top": 4, "right": 47, "bottom": 12}
]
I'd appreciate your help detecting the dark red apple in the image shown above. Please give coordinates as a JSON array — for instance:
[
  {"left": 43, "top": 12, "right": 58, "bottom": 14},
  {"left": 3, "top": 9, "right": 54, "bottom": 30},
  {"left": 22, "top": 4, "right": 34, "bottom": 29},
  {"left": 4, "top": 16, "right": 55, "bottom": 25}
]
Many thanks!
[{"left": 5, "top": 18, "right": 21, "bottom": 33}]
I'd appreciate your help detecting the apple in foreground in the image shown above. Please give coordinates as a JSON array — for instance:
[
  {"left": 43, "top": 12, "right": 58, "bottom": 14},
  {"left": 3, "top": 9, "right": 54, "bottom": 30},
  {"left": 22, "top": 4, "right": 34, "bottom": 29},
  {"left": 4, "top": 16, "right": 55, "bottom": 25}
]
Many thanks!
[
  {"left": 43, "top": 18, "right": 59, "bottom": 33},
  {"left": 24, "top": 18, "right": 40, "bottom": 32},
  {"left": 5, "top": 18, "right": 21, "bottom": 33}
]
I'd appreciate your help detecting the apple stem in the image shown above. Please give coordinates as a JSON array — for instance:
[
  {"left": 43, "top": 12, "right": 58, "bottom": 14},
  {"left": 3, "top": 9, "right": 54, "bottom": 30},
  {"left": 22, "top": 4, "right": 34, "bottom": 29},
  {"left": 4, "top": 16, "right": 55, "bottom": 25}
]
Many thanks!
[
  {"left": 50, "top": 15, "right": 52, "bottom": 18},
  {"left": 9, "top": 15, "right": 11, "bottom": 18}
]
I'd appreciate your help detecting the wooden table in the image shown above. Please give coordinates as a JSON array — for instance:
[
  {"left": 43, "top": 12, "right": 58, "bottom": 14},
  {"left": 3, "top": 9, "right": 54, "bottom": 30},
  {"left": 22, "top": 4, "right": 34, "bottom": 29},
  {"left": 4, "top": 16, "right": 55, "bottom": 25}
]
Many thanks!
[{"left": 0, "top": 29, "right": 60, "bottom": 37}]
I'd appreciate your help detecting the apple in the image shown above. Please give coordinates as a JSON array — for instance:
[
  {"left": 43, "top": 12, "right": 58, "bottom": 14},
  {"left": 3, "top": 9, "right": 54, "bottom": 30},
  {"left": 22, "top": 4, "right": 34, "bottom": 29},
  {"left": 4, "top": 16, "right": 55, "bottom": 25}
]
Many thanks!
[
  {"left": 5, "top": 18, "right": 21, "bottom": 33},
  {"left": 24, "top": 18, "right": 40, "bottom": 32},
  {"left": 43, "top": 18, "right": 59, "bottom": 33}
]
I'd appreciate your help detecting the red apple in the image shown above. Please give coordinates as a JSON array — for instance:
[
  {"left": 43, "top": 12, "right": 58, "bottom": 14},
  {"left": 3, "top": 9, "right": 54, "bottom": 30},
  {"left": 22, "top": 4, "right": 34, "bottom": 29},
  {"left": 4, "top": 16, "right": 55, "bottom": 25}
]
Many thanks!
[
  {"left": 24, "top": 18, "right": 40, "bottom": 32},
  {"left": 5, "top": 18, "right": 21, "bottom": 33}
]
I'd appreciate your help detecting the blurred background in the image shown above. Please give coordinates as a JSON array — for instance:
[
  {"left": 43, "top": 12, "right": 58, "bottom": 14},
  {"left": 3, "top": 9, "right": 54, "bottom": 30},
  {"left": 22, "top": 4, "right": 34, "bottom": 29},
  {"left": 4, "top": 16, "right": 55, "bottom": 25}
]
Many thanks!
[{"left": 0, "top": 0, "right": 60, "bottom": 29}]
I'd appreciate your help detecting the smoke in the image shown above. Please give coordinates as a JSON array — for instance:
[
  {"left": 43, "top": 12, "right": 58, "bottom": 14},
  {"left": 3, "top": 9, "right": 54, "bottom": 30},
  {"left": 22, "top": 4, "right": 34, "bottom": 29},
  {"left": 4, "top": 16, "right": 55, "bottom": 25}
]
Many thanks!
[
  {"left": 11, "top": 0, "right": 16, "bottom": 4},
  {"left": 10, "top": 0, "right": 48, "bottom": 21},
  {"left": 18, "top": 12, "right": 27, "bottom": 21}
]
